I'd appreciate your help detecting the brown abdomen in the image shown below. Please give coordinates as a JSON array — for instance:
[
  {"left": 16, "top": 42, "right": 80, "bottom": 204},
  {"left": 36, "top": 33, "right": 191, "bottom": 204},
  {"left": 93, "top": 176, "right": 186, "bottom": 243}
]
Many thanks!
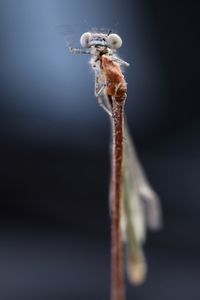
[{"left": 102, "top": 55, "right": 127, "bottom": 102}]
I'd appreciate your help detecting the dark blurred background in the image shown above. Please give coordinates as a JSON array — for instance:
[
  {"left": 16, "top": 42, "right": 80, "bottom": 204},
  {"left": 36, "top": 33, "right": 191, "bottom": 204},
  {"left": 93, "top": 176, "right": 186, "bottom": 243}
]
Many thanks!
[{"left": 0, "top": 0, "right": 200, "bottom": 299}]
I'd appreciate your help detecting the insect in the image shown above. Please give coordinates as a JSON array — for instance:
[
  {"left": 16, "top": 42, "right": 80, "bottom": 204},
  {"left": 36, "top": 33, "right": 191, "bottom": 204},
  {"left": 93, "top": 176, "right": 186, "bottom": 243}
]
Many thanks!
[{"left": 69, "top": 30, "right": 162, "bottom": 299}]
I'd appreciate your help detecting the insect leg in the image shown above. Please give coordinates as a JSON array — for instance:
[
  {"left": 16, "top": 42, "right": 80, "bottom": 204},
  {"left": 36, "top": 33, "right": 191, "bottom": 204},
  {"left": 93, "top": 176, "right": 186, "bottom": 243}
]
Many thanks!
[
  {"left": 96, "top": 84, "right": 107, "bottom": 96},
  {"left": 69, "top": 46, "right": 90, "bottom": 54},
  {"left": 112, "top": 55, "right": 130, "bottom": 67},
  {"left": 94, "top": 72, "right": 112, "bottom": 117},
  {"left": 94, "top": 67, "right": 105, "bottom": 97},
  {"left": 98, "top": 96, "right": 112, "bottom": 117}
]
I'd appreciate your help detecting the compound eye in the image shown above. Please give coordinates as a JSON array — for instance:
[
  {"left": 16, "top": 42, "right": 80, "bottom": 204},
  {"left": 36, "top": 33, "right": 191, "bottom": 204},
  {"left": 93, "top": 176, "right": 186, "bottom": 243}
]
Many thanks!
[
  {"left": 107, "top": 34, "right": 122, "bottom": 49},
  {"left": 80, "top": 32, "right": 91, "bottom": 48}
]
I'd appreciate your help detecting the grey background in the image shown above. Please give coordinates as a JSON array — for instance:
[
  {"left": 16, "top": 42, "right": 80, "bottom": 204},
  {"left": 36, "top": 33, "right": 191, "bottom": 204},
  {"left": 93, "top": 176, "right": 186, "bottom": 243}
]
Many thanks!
[{"left": 0, "top": 0, "right": 200, "bottom": 299}]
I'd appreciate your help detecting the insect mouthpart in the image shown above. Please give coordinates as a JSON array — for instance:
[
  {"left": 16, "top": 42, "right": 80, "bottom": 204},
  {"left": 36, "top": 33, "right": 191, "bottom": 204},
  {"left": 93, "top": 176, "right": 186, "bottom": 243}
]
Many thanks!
[{"left": 89, "top": 38, "right": 108, "bottom": 47}]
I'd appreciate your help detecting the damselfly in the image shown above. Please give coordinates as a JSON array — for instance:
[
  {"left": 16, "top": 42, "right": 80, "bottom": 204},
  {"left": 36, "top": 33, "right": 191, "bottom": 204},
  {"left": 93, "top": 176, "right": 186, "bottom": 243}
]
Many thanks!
[{"left": 69, "top": 30, "right": 162, "bottom": 300}]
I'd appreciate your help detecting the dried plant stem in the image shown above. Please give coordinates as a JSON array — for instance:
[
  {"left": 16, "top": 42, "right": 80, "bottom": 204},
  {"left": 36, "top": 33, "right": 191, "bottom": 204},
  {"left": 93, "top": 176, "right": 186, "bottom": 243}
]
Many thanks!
[{"left": 111, "top": 98, "right": 125, "bottom": 300}]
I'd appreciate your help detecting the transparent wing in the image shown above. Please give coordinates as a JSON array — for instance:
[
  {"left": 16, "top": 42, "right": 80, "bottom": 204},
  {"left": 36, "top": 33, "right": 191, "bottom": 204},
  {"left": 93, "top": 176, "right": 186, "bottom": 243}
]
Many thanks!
[
  {"left": 56, "top": 24, "right": 75, "bottom": 47},
  {"left": 122, "top": 161, "right": 147, "bottom": 285},
  {"left": 121, "top": 118, "right": 162, "bottom": 285},
  {"left": 123, "top": 119, "right": 162, "bottom": 231}
]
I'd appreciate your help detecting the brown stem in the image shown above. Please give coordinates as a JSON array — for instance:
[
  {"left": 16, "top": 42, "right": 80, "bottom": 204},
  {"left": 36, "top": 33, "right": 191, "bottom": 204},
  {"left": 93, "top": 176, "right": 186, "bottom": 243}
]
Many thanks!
[{"left": 111, "top": 98, "right": 125, "bottom": 300}]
